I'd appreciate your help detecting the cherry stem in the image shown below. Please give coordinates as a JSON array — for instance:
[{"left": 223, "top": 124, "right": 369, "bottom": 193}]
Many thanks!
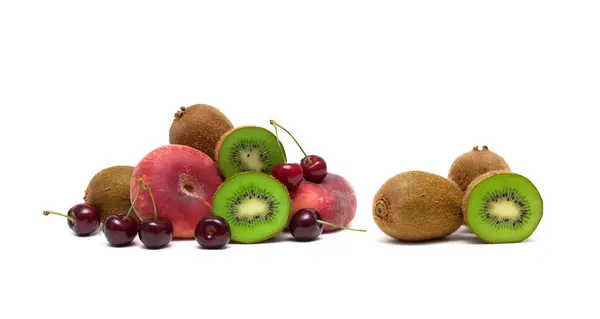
[
  {"left": 43, "top": 211, "right": 75, "bottom": 223},
  {"left": 125, "top": 181, "right": 141, "bottom": 219},
  {"left": 139, "top": 177, "right": 158, "bottom": 220},
  {"left": 271, "top": 120, "right": 287, "bottom": 162},
  {"left": 317, "top": 220, "right": 367, "bottom": 232},
  {"left": 270, "top": 120, "right": 311, "bottom": 164}
]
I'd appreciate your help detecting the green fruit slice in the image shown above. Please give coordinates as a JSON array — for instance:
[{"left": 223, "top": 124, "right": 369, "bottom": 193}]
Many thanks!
[
  {"left": 465, "top": 172, "right": 543, "bottom": 243},
  {"left": 211, "top": 172, "right": 291, "bottom": 243},
  {"left": 216, "top": 126, "right": 286, "bottom": 179}
]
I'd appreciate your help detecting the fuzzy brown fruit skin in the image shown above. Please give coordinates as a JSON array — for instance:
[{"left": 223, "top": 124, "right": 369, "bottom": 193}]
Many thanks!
[
  {"left": 83, "top": 165, "right": 137, "bottom": 223},
  {"left": 169, "top": 104, "right": 234, "bottom": 162},
  {"left": 448, "top": 145, "right": 510, "bottom": 193},
  {"left": 372, "top": 171, "right": 463, "bottom": 242}
]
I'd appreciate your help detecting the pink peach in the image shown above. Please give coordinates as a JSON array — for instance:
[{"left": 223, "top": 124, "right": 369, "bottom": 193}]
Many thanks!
[
  {"left": 131, "top": 145, "right": 223, "bottom": 239},
  {"left": 290, "top": 173, "right": 357, "bottom": 232}
]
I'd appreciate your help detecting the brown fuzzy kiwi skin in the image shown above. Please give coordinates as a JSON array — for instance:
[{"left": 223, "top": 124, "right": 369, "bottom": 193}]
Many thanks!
[
  {"left": 372, "top": 171, "right": 463, "bottom": 242},
  {"left": 448, "top": 145, "right": 511, "bottom": 193},
  {"left": 83, "top": 165, "right": 138, "bottom": 223},
  {"left": 169, "top": 104, "right": 234, "bottom": 162},
  {"left": 211, "top": 171, "right": 291, "bottom": 244}
]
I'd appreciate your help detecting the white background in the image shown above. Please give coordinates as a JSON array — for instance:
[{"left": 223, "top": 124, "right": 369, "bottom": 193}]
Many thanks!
[{"left": 1, "top": 1, "right": 599, "bottom": 318}]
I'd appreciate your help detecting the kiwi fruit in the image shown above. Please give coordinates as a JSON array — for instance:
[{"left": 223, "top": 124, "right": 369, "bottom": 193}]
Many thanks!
[
  {"left": 448, "top": 145, "right": 511, "bottom": 192},
  {"left": 169, "top": 104, "right": 234, "bottom": 161},
  {"left": 463, "top": 170, "right": 543, "bottom": 243},
  {"left": 83, "top": 165, "right": 137, "bottom": 223},
  {"left": 211, "top": 172, "right": 291, "bottom": 243},
  {"left": 372, "top": 171, "right": 463, "bottom": 242},
  {"left": 215, "top": 126, "right": 286, "bottom": 179}
]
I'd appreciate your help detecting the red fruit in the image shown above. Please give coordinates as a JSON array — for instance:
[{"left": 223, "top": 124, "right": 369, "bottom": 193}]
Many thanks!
[
  {"left": 43, "top": 203, "right": 101, "bottom": 236},
  {"left": 131, "top": 145, "right": 223, "bottom": 239},
  {"left": 289, "top": 208, "right": 365, "bottom": 241},
  {"left": 104, "top": 214, "right": 139, "bottom": 247},
  {"left": 300, "top": 155, "right": 327, "bottom": 183},
  {"left": 269, "top": 120, "right": 328, "bottom": 183},
  {"left": 290, "top": 173, "right": 357, "bottom": 232},
  {"left": 271, "top": 163, "right": 303, "bottom": 192}
]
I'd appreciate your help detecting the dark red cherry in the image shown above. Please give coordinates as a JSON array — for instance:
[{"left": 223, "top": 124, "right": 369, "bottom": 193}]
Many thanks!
[
  {"left": 289, "top": 208, "right": 324, "bottom": 241},
  {"left": 139, "top": 218, "right": 173, "bottom": 249},
  {"left": 300, "top": 155, "right": 327, "bottom": 183},
  {"left": 269, "top": 120, "right": 328, "bottom": 183},
  {"left": 195, "top": 216, "right": 231, "bottom": 249},
  {"left": 104, "top": 214, "right": 138, "bottom": 247},
  {"left": 289, "top": 208, "right": 367, "bottom": 241},
  {"left": 271, "top": 163, "right": 303, "bottom": 192},
  {"left": 43, "top": 203, "right": 100, "bottom": 236}
]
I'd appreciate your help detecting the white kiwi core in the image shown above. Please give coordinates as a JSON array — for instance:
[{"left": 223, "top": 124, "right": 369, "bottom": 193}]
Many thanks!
[
  {"left": 239, "top": 149, "right": 264, "bottom": 171},
  {"left": 237, "top": 198, "right": 268, "bottom": 218},
  {"left": 489, "top": 199, "right": 521, "bottom": 220}
]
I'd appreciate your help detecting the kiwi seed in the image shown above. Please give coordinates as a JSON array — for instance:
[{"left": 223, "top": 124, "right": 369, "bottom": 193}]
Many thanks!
[{"left": 169, "top": 104, "right": 234, "bottom": 161}]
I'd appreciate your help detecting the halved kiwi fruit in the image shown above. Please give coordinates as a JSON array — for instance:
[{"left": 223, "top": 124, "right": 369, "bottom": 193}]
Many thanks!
[
  {"left": 211, "top": 172, "right": 291, "bottom": 243},
  {"left": 463, "top": 171, "right": 543, "bottom": 243},
  {"left": 215, "top": 126, "right": 286, "bottom": 179}
]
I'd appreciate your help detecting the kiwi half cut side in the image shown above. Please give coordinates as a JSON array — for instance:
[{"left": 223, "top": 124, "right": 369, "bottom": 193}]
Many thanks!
[
  {"left": 211, "top": 172, "right": 291, "bottom": 243},
  {"left": 215, "top": 126, "right": 286, "bottom": 179},
  {"left": 464, "top": 171, "right": 543, "bottom": 243}
]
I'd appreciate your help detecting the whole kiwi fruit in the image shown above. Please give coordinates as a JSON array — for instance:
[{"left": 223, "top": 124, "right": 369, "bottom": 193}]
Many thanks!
[
  {"left": 448, "top": 145, "right": 510, "bottom": 193},
  {"left": 372, "top": 171, "right": 463, "bottom": 242},
  {"left": 169, "top": 104, "right": 234, "bottom": 161},
  {"left": 83, "top": 165, "right": 137, "bottom": 223}
]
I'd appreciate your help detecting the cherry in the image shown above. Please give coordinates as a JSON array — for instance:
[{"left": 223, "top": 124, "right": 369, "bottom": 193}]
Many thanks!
[
  {"left": 288, "top": 208, "right": 324, "bottom": 241},
  {"left": 137, "top": 177, "right": 173, "bottom": 249},
  {"left": 272, "top": 163, "right": 303, "bottom": 192},
  {"left": 43, "top": 203, "right": 100, "bottom": 236},
  {"left": 195, "top": 216, "right": 231, "bottom": 249},
  {"left": 270, "top": 120, "right": 327, "bottom": 183},
  {"left": 104, "top": 214, "right": 138, "bottom": 247},
  {"left": 104, "top": 178, "right": 143, "bottom": 247},
  {"left": 269, "top": 120, "right": 303, "bottom": 192},
  {"left": 289, "top": 208, "right": 366, "bottom": 241},
  {"left": 300, "top": 155, "right": 327, "bottom": 183},
  {"left": 139, "top": 219, "right": 173, "bottom": 249}
]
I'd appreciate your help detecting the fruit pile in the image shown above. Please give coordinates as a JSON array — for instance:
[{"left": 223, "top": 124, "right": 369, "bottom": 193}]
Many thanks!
[
  {"left": 44, "top": 104, "right": 365, "bottom": 249},
  {"left": 372, "top": 146, "right": 543, "bottom": 244}
]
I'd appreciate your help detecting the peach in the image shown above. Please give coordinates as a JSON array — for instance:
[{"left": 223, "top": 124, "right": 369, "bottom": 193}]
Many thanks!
[
  {"left": 130, "top": 145, "right": 223, "bottom": 239},
  {"left": 290, "top": 173, "right": 357, "bottom": 232}
]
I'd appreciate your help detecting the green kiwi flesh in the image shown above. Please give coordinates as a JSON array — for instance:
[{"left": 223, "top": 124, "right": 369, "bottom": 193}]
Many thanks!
[
  {"left": 211, "top": 172, "right": 291, "bottom": 243},
  {"left": 464, "top": 171, "right": 543, "bottom": 243},
  {"left": 216, "top": 126, "right": 286, "bottom": 179}
]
